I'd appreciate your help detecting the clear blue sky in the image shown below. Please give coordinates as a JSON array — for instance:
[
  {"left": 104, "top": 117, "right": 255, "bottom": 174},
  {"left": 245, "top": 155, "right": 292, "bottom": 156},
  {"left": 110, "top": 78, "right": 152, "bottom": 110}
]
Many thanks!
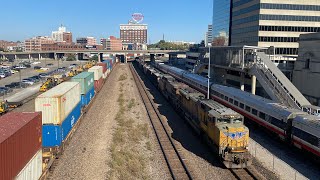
[{"left": 0, "top": 0, "right": 213, "bottom": 44}]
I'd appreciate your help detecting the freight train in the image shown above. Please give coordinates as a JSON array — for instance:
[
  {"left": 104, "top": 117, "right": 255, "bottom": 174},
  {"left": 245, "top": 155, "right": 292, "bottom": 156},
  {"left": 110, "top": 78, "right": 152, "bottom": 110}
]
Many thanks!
[
  {"left": 0, "top": 58, "right": 116, "bottom": 180},
  {"left": 153, "top": 62, "right": 320, "bottom": 160},
  {"left": 137, "top": 61, "right": 252, "bottom": 168}
]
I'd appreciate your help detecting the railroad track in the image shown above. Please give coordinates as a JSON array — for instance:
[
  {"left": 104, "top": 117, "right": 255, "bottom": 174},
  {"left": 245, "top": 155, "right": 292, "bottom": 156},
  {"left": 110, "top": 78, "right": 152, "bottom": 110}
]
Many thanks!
[
  {"left": 230, "top": 168, "right": 262, "bottom": 180},
  {"left": 129, "top": 64, "right": 193, "bottom": 180}
]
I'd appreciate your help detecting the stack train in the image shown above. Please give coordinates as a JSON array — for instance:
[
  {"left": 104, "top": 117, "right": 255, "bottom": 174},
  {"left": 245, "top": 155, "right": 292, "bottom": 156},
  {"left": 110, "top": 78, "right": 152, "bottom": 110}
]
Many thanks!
[
  {"left": 144, "top": 60, "right": 320, "bottom": 160},
  {"left": 0, "top": 58, "right": 116, "bottom": 180},
  {"left": 136, "top": 60, "right": 252, "bottom": 168}
]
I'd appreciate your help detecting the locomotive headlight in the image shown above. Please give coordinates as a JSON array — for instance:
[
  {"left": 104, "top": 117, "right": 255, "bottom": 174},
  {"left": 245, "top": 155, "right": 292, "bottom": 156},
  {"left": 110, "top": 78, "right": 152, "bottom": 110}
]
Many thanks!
[
  {"left": 245, "top": 146, "right": 249, "bottom": 150},
  {"left": 231, "top": 147, "right": 235, "bottom": 150}
]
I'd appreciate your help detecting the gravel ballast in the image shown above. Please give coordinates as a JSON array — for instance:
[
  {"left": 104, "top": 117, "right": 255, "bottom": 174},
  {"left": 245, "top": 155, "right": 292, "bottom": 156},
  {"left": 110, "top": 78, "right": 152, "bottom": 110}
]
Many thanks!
[{"left": 49, "top": 64, "right": 169, "bottom": 180}]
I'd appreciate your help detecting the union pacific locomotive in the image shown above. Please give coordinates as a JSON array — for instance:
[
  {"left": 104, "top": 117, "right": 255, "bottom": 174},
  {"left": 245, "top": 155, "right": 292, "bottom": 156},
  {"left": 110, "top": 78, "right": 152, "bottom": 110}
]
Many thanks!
[
  {"left": 137, "top": 61, "right": 252, "bottom": 168},
  {"left": 155, "top": 62, "right": 320, "bottom": 160}
]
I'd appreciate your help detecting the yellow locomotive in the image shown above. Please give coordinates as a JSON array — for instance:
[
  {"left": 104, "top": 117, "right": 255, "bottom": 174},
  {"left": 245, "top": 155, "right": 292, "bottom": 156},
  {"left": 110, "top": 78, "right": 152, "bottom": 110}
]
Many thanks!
[
  {"left": 140, "top": 61, "right": 252, "bottom": 168},
  {"left": 178, "top": 88, "right": 252, "bottom": 168}
]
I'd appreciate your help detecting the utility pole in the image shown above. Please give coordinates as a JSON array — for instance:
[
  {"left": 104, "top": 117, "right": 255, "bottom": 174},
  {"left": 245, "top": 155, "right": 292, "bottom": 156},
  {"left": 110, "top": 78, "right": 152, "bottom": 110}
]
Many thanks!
[
  {"left": 207, "top": 43, "right": 212, "bottom": 99},
  {"left": 19, "top": 69, "right": 22, "bottom": 88}
]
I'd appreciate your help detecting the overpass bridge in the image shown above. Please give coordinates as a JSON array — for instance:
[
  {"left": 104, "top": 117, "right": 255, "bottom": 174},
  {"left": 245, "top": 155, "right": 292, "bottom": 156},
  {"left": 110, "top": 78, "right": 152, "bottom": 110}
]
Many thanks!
[{"left": 0, "top": 50, "right": 184, "bottom": 62}]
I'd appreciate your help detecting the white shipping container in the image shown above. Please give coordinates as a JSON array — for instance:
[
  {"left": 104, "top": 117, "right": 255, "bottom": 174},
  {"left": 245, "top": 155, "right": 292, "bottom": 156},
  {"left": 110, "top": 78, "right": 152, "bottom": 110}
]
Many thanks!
[
  {"left": 15, "top": 149, "right": 42, "bottom": 180},
  {"left": 88, "top": 66, "right": 103, "bottom": 80},
  {"left": 35, "top": 82, "right": 80, "bottom": 124}
]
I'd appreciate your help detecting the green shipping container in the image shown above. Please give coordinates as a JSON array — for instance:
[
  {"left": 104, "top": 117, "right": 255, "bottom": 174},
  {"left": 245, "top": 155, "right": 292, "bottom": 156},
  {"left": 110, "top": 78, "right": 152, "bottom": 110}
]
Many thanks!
[{"left": 71, "top": 72, "right": 94, "bottom": 94}]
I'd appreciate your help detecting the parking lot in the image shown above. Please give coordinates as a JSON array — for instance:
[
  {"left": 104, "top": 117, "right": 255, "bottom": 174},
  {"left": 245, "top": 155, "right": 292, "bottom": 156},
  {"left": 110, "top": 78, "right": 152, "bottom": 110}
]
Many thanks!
[{"left": 0, "top": 59, "right": 86, "bottom": 100}]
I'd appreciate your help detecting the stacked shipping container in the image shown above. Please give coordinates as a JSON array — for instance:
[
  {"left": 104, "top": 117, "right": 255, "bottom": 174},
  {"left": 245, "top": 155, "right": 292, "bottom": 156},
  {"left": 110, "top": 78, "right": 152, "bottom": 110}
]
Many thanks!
[
  {"left": 97, "top": 62, "right": 107, "bottom": 79},
  {"left": 72, "top": 72, "right": 95, "bottom": 107},
  {"left": 88, "top": 66, "right": 103, "bottom": 92},
  {"left": 0, "top": 112, "right": 42, "bottom": 180},
  {"left": 35, "top": 82, "right": 81, "bottom": 147}
]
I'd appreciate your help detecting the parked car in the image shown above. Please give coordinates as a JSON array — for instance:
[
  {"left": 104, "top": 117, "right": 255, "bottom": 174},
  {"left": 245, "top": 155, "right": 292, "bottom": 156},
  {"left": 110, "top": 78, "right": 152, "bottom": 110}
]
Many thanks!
[
  {"left": 23, "top": 64, "right": 31, "bottom": 68},
  {"left": 34, "top": 66, "right": 42, "bottom": 70},
  {"left": 16, "top": 65, "right": 26, "bottom": 69},
  {"left": 40, "top": 67, "right": 49, "bottom": 71},
  {"left": 39, "top": 73, "right": 48, "bottom": 78},
  {"left": 22, "top": 80, "right": 34, "bottom": 85},
  {"left": 30, "top": 76, "right": 41, "bottom": 81},
  {"left": 31, "top": 61, "right": 41, "bottom": 65},
  {"left": 11, "top": 82, "right": 28, "bottom": 88},
  {"left": 3, "top": 70, "right": 11, "bottom": 76},
  {"left": 47, "top": 63, "right": 54, "bottom": 66},
  {"left": 0, "top": 73, "right": 6, "bottom": 78},
  {"left": 0, "top": 87, "right": 13, "bottom": 93},
  {"left": 5, "top": 84, "right": 15, "bottom": 88}
]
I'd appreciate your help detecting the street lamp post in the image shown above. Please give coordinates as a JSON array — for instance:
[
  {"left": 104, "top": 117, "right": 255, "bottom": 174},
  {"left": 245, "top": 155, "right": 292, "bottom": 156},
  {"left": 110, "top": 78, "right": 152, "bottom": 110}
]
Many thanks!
[{"left": 207, "top": 43, "right": 211, "bottom": 99}]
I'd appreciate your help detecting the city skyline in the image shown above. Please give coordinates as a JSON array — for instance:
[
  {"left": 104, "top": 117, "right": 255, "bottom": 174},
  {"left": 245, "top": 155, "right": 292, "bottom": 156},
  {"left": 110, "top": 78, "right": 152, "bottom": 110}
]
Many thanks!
[{"left": 0, "top": 0, "right": 212, "bottom": 43}]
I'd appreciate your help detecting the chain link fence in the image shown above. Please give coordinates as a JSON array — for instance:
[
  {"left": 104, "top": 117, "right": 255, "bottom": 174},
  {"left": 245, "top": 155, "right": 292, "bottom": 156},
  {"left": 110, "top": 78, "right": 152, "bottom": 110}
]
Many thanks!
[{"left": 248, "top": 139, "right": 307, "bottom": 180}]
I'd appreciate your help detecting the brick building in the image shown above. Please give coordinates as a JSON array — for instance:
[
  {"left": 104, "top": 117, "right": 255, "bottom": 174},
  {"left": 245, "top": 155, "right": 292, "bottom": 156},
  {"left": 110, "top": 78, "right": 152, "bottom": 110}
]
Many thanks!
[
  {"left": 106, "top": 36, "right": 122, "bottom": 50},
  {"left": 63, "top": 32, "right": 73, "bottom": 44},
  {"left": 100, "top": 38, "right": 107, "bottom": 49},
  {"left": 24, "top": 36, "right": 55, "bottom": 52},
  {"left": 41, "top": 43, "right": 85, "bottom": 51},
  {"left": 76, "top": 37, "right": 97, "bottom": 46},
  {"left": 0, "top": 40, "right": 18, "bottom": 51},
  {"left": 120, "top": 22, "right": 147, "bottom": 44}
]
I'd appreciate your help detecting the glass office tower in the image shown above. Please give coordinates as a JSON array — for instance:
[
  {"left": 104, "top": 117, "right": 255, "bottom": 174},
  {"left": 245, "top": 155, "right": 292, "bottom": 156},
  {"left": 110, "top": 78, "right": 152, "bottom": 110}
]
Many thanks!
[
  {"left": 212, "top": 0, "right": 232, "bottom": 46},
  {"left": 230, "top": 0, "right": 320, "bottom": 55}
]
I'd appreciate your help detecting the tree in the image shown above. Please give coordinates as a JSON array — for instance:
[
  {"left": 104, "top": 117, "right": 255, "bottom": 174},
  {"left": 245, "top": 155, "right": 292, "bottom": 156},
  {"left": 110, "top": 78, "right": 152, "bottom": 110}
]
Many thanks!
[
  {"left": 147, "top": 40, "right": 190, "bottom": 51},
  {"left": 66, "top": 54, "right": 76, "bottom": 61},
  {"left": 90, "top": 55, "right": 98, "bottom": 61}
]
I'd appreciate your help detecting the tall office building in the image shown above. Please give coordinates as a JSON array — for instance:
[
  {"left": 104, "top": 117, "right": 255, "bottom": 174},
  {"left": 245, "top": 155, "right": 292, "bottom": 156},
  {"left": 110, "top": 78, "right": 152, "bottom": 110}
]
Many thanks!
[
  {"left": 212, "top": 0, "right": 232, "bottom": 46},
  {"left": 230, "top": 0, "right": 320, "bottom": 55},
  {"left": 205, "top": 25, "right": 213, "bottom": 47},
  {"left": 52, "top": 25, "right": 73, "bottom": 44},
  {"left": 120, "top": 22, "right": 148, "bottom": 44}
]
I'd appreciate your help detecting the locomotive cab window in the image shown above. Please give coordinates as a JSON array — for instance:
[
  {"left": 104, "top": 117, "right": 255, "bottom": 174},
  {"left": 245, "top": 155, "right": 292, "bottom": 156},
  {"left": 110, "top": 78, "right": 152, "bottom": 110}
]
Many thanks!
[
  {"left": 217, "top": 118, "right": 231, "bottom": 124},
  {"left": 224, "top": 96, "right": 228, "bottom": 101},
  {"left": 233, "top": 118, "right": 243, "bottom": 124}
]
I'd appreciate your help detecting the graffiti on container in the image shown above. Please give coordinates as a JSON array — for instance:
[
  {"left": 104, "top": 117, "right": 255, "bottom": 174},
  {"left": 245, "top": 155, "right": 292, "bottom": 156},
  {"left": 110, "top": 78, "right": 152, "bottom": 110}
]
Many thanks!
[
  {"left": 43, "top": 104, "right": 51, "bottom": 107},
  {"left": 62, "top": 97, "right": 66, "bottom": 102},
  {"left": 71, "top": 116, "right": 75, "bottom": 127}
]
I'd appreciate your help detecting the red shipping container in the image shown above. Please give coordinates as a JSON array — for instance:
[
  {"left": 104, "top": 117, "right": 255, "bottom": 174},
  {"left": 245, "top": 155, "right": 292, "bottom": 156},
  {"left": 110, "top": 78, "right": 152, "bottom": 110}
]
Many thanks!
[
  {"left": 0, "top": 112, "right": 42, "bottom": 180},
  {"left": 97, "top": 62, "right": 107, "bottom": 73},
  {"left": 94, "top": 77, "right": 104, "bottom": 92}
]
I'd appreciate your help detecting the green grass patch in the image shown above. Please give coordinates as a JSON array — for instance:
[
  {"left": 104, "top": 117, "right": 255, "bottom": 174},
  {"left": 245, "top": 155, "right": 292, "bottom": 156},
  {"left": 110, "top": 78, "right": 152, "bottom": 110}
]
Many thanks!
[
  {"left": 127, "top": 98, "right": 136, "bottom": 110},
  {"left": 118, "top": 74, "right": 127, "bottom": 81}
]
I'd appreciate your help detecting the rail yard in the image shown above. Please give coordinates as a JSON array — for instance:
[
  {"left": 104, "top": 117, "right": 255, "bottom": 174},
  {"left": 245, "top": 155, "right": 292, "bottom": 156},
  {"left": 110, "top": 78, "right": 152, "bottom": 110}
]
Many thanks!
[{"left": 0, "top": 59, "right": 319, "bottom": 180}]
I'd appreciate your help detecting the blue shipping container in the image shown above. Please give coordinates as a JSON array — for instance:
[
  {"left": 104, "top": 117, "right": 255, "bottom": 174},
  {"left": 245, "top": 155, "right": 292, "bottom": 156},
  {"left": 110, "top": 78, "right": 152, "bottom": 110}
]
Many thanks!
[
  {"left": 42, "top": 102, "right": 81, "bottom": 147},
  {"left": 81, "top": 86, "right": 95, "bottom": 107}
]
